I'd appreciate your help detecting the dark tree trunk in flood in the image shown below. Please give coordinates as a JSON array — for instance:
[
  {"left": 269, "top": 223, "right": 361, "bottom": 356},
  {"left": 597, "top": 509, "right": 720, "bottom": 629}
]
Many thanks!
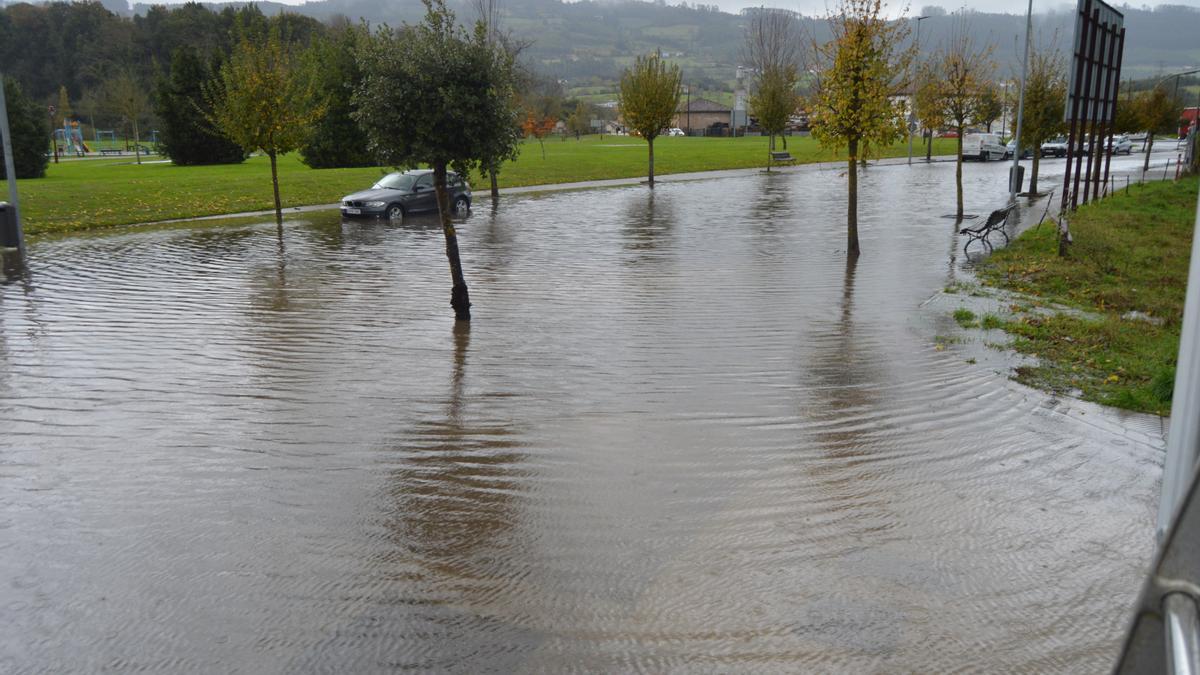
[
  {"left": 647, "top": 137, "right": 655, "bottom": 188},
  {"left": 955, "top": 127, "right": 964, "bottom": 218},
  {"left": 489, "top": 170, "right": 499, "bottom": 205},
  {"left": 846, "top": 137, "right": 860, "bottom": 258},
  {"left": 268, "top": 149, "right": 282, "bottom": 227},
  {"left": 925, "top": 129, "right": 932, "bottom": 161},
  {"left": 434, "top": 162, "right": 472, "bottom": 321},
  {"left": 1029, "top": 149, "right": 1041, "bottom": 195}
]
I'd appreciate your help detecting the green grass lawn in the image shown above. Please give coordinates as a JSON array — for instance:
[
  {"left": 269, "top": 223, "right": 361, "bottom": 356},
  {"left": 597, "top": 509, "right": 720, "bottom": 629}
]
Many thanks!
[
  {"left": 16, "top": 134, "right": 958, "bottom": 236},
  {"left": 976, "top": 176, "right": 1199, "bottom": 414}
]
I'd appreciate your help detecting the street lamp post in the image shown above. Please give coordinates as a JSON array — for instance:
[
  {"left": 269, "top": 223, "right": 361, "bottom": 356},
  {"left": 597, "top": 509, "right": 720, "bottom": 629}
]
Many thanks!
[
  {"left": 685, "top": 84, "right": 691, "bottom": 136},
  {"left": 1009, "top": 0, "right": 1033, "bottom": 200},
  {"left": 1000, "top": 82, "right": 1009, "bottom": 142},
  {"left": 0, "top": 74, "right": 27, "bottom": 257},
  {"left": 908, "top": 15, "right": 929, "bottom": 165}
]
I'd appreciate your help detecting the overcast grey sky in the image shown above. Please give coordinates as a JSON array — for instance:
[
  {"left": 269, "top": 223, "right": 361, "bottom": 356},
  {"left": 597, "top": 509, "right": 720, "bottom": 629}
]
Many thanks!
[
  {"left": 140, "top": 0, "right": 1200, "bottom": 12},
  {"left": 713, "top": 0, "right": 1200, "bottom": 16}
]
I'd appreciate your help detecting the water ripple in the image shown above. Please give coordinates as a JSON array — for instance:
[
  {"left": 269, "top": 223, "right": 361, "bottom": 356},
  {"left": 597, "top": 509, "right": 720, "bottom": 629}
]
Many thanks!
[{"left": 0, "top": 154, "right": 1164, "bottom": 672}]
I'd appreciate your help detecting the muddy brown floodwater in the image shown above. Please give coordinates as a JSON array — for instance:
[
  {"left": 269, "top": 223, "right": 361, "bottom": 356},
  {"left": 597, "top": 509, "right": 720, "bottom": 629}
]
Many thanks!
[{"left": 0, "top": 153, "right": 1171, "bottom": 672}]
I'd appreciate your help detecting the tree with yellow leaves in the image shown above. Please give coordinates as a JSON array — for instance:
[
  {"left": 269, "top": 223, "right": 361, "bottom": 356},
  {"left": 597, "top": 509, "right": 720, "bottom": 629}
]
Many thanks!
[
  {"left": 1010, "top": 41, "right": 1066, "bottom": 195},
  {"left": 204, "top": 25, "right": 321, "bottom": 226},
  {"left": 619, "top": 52, "right": 682, "bottom": 188},
  {"left": 921, "top": 30, "right": 995, "bottom": 218},
  {"left": 808, "top": 0, "right": 910, "bottom": 257}
]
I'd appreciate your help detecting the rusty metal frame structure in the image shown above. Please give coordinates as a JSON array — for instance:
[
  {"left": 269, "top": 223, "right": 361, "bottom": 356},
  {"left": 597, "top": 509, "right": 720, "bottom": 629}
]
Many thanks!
[{"left": 1060, "top": 0, "right": 1125, "bottom": 214}]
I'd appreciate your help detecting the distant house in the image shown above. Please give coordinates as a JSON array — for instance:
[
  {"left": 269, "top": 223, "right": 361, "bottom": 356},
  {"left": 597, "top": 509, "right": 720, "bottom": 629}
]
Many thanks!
[{"left": 672, "top": 97, "right": 732, "bottom": 135}]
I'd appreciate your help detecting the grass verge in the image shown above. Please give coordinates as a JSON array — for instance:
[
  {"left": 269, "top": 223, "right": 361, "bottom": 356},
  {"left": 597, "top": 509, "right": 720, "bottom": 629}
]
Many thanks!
[
  {"left": 975, "top": 176, "right": 1199, "bottom": 415},
  {"left": 17, "top": 134, "right": 958, "bottom": 236}
]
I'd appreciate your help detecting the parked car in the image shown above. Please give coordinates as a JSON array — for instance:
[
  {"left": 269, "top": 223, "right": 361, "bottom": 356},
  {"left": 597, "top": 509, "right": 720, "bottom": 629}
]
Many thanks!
[
  {"left": 340, "top": 169, "right": 471, "bottom": 220},
  {"left": 962, "top": 132, "right": 1006, "bottom": 161},
  {"left": 1041, "top": 137, "right": 1069, "bottom": 158},
  {"left": 1004, "top": 140, "right": 1033, "bottom": 159},
  {"left": 1104, "top": 134, "right": 1133, "bottom": 155},
  {"left": 666, "top": 127, "right": 686, "bottom": 136}
]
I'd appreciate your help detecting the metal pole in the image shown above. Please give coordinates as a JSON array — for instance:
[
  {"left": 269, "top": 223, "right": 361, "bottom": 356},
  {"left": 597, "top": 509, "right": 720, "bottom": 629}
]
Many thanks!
[
  {"left": 1062, "top": 0, "right": 1091, "bottom": 214},
  {"left": 1081, "top": 19, "right": 1108, "bottom": 205},
  {"left": 1158, "top": 184, "right": 1200, "bottom": 542},
  {"left": 1102, "top": 28, "right": 1126, "bottom": 193},
  {"left": 1009, "top": 0, "right": 1033, "bottom": 200},
  {"left": 1165, "top": 593, "right": 1200, "bottom": 675},
  {"left": 0, "top": 73, "right": 27, "bottom": 258},
  {"left": 1072, "top": 7, "right": 1101, "bottom": 210},
  {"left": 908, "top": 16, "right": 927, "bottom": 165}
]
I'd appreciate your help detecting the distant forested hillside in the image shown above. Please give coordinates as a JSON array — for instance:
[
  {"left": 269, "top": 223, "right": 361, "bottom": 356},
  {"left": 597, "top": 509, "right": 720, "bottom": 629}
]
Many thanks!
[{"left": 2, "top": 0, "right": 1197, "bottom": 107}]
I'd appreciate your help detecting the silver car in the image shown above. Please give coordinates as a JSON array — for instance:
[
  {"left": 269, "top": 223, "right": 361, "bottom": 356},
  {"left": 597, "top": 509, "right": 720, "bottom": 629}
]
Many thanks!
[
  {"left": 341, "top": 169, "right": 472, "bottom": 220},
  {"left": 1104, "top": 134, "right": 1133, "bottom": 155}
]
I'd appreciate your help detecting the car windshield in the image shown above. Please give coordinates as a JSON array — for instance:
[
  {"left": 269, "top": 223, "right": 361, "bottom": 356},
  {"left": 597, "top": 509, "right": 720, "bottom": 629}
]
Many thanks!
[{"left": 373, "top": 173, "right": 416, "bottom": 191}]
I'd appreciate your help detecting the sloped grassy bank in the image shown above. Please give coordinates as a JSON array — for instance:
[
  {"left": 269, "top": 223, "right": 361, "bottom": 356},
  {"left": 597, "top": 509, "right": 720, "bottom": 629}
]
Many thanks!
[{"left": 976, "top": 176, "right": 1199, "bottom": 415}]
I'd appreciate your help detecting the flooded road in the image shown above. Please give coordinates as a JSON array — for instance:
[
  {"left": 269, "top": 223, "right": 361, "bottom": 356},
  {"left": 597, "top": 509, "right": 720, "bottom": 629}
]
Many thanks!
[{"left": 0, "top": 152, "right": 1170, "bottom": 672}]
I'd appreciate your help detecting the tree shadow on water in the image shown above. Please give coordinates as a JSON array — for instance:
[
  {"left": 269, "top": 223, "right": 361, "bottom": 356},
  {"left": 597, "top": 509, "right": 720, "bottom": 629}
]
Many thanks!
[
  {"left": 621, "top": 189, "right": 676, "bottom": 262},
  {"left": 292, "top": 323, "right": 541, "bottom": 671}
]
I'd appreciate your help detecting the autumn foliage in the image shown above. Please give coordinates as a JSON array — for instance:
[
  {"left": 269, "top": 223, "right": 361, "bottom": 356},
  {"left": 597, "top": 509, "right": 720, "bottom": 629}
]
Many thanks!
[
  {"left": 522, "top": 113, "right": 557, "bottom": 158},
  {"left": 808, "top": 0, "right": 910, "bottom": 256}
]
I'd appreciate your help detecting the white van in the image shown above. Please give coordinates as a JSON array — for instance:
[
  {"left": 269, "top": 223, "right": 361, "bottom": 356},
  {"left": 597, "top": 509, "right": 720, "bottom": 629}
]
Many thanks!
[{"left": 962, "top": 133, "right": 1007, "bottom": 161}]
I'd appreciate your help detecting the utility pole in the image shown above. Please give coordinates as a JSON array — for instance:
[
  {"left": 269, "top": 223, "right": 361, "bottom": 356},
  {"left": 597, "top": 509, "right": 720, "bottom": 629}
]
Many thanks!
[
  {"left": 48, "top": 104, "right": 58, "bottom": 164},
  {"left": 908, "top": 15, "right": 928, "bottom": 165},
  {"left": 1009, "top": 0, "right": 1033, "bottom": 200},
  {"left": 1, "top": 74, "right": 27, "bottom": 257}
]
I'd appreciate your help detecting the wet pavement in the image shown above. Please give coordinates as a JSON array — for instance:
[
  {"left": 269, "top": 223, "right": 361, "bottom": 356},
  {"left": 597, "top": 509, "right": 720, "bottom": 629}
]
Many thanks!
[{"left": 0, "top": 150, "right": 1175, "bottom": 672}]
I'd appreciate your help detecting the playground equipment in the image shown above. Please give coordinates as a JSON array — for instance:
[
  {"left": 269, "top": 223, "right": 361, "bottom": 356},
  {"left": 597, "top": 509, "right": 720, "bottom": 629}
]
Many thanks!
[{"left": 53, "top": 120, "right": 90, "bottom": 156}]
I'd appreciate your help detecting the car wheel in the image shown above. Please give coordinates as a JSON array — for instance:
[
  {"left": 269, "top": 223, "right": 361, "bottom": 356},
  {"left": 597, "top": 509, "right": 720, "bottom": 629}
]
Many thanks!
[
  {"left": 386, "top": 204, "right": 404, "bottom": 220},
  {"left": 452, "top": 196, "right": 470, "bottom": 215}
]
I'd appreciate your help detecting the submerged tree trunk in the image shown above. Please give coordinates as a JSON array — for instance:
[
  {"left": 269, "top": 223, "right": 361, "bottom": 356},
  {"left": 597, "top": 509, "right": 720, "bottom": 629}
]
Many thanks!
[
  {"left": 434, "top": 161, "right": 472, "bottom": 321},
  {"left": 847, "top": 137, "right": 860, "bottom": 258},
  {"left": 955, "top": 127, "right": 964, "bottom": 218},
  {"left": 647, "top": 137, "right": 655, "bottom": 188},
  {"left": 133, "top": 119, "right": 141, "bottom": 165},
  {"left": 925, "top": 129, "right": 932, "bottom": 161},
  {"left": 1029, "top": 149, "right": 1041, "bottom": 195},
  {"left": 268, "top": 149, "right": 282, "bottom": 227},
  {"left": 489, "top": 170, "right": 499, "bottom": 205},
  {"left": 1143, "top": 133, "right": 1154, "bottom": 173}
]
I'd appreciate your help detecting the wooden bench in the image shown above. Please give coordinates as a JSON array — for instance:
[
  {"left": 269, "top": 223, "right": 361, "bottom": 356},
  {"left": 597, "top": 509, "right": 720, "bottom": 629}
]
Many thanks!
[
  {"left": 769, "top": 150, "right": 796, "bottom": 164},
  {"left": 99, "top": 148, "right": 123, "bottom": 156},
  {"left": 960, "top": 203, "right": 1017, "bottom": 252}
]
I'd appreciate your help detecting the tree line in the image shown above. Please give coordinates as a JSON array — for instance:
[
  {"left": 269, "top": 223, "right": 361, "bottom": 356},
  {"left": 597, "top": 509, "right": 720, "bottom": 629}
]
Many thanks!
[{"left": 616, "top": 0, "right": 1190, "bottom": 259}]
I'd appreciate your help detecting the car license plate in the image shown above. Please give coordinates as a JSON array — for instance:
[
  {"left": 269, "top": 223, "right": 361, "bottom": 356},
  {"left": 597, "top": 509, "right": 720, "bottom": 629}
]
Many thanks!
[{"left": 344, "top": 208, "right": 361, "bottom": 215}]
